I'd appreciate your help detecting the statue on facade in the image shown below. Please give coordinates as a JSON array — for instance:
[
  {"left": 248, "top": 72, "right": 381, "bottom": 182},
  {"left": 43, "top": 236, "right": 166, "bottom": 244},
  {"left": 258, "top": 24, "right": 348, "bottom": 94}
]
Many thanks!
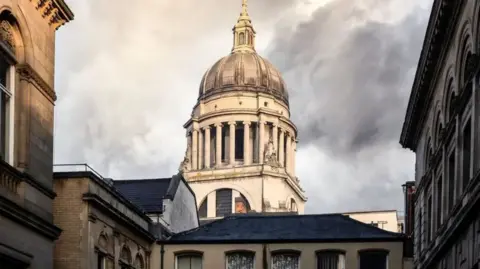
[
  {"left": 178, "top": 143, "right": 191, "bottom": 172},
  {"left": 264, "top": 137, "right": 280, "bottom": 167}
]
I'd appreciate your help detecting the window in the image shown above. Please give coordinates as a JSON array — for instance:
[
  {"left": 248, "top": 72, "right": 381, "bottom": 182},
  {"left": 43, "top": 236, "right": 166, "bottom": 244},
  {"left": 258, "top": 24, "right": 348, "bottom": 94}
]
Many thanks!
[
  {"left": 447, "top": 151, "right": 455, "bottom": 212},
  {"left": 0, "top": 56, "right": 10, "bottom": 161},
  {"left": 235, "top": 127, "right": 244, "bottom": 160},
  {"left": 199, "top": 197, "right": 207, "bottom": 218},
  {"left": 289, "top": 198, "right": 297, "bottom": 212},
  {"left": 216, "top": 189, "right": 232, "bottom": 217},
  {"left": 176, "top": 254, "right": 202, "bottom": 269},
  {"left": 119, "top": 245, "right": 132, "bottom": 269},
  {"left": 316, "top": 251, "right": 345, "bottom": 269},
  {"left": 134, "top": 254, "right": 144, "bottom": 269},
  {"left": 461, "top": 121, "right": 471, "bottom": 192},
  {"left": 427, "top": 194, "right": 432, "bottom": 243},
  {"left": 436, "top": 176, "right": 443, "bottom": 227},
  {"left": 359, "top": 250, "right": 388, "bottom": 269},
  {"left": 226, "top": 252, "right": 254, "bottom": 269},
  {"left": 239, "top": 32, "right": 245, "bottom": 45},
  {"left": 271, "top": 252, "right": 300, "bottom": 269},
  {"left": 97, "top": 252, "right": 106, "bottom": 269}
]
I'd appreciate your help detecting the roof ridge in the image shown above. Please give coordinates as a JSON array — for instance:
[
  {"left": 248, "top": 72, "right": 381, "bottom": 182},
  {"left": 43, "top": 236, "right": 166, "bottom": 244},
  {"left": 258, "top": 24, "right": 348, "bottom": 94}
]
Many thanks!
[
  {"left": 230, "top": 213, "right": 342, "bottom": 219},
  {"left": 114, "top": 178, "right": 172, "bottom": 183}
]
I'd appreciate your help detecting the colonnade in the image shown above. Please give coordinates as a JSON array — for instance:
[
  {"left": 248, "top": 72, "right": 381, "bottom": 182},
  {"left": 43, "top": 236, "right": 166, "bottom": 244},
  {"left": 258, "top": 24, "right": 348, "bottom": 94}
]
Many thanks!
[{"left": 186, "top": 120, "right": 296, "bottom": 174}]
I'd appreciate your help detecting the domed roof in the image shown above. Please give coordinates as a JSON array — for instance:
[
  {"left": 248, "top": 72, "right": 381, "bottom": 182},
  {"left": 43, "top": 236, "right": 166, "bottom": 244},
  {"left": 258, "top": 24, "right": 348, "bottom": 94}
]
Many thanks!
[
  {"left": 197, "top": 0, "right": 289, "bottom": 105},
  {"left": 198, "top": 52, "right": 289, "bottom": 104}
]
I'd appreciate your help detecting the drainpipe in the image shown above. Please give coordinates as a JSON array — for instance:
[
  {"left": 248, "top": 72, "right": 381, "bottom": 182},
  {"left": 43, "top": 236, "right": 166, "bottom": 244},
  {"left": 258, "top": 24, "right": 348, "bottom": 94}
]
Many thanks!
[
  {"left": 262, "top": 244, "right": 268, "bottom": 269},
  {"left": 160, "top": 243, "right": 165, "bottom": 269}
]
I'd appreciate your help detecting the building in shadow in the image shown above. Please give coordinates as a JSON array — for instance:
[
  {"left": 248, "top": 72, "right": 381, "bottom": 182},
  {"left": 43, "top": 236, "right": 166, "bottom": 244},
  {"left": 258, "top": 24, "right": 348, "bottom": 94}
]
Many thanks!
[
  {"left": 400, "top": 0, "right": 480, "bottom": 268},
  {"left": 0, "top": 0, "right": 73, "bottom": 268}
]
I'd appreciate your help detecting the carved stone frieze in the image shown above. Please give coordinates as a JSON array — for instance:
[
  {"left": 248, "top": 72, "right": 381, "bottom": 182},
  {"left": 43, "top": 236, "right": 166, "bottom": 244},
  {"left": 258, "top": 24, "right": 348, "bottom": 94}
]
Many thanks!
[
  {"left": 0, "top": 20, "right": 15, "bottom": 52},
  {"left": 16, "top": 63, "right": 57, "bottom": 102},
  {"left": 29, "top": 0, "right": 73, "bottom": 30}
]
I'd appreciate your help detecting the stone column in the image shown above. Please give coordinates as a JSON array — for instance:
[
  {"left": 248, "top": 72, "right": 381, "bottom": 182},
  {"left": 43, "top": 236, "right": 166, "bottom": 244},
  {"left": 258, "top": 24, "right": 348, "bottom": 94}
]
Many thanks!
[
  {"left": 279, "top": 129, "right": 285, "bottom": 166},
  {"left": 286, "top": 133, "right": 292, "bottom": 173},
  {"left": 229, "top": 121, "right": 236, "bottom": 165},
  {"left": 192, "top": 129, "right": 198, "bottom": 170},
  {"left": 215, "top": 123, "right": 223, "bottom": 167},
  {"left": 272, "top": 124, "right": 278, "bottom": 159},
  {"left": 198, "top": 130, "right": 203, "bottom": 169},
  {"left": 243, "top": 121, "right": 251, "bottom": 165},
  {"left": 259, "top": 121, "right": 265, "bottom": 163},
  {"left": 204, "top": 126, "right": 211, "bottom": 168},
  {"left": 292, "top": 139, "right": 296, "bottom": 176}
]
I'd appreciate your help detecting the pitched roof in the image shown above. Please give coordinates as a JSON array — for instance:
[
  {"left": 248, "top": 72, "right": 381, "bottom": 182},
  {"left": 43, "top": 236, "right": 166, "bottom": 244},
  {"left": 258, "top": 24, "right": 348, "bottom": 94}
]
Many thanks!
[
  {"left": 168, "top": 214, "right": 404, "bottom": 244},
  {"left": 114, "top": 178, "right": 172, "bottom": 213}
]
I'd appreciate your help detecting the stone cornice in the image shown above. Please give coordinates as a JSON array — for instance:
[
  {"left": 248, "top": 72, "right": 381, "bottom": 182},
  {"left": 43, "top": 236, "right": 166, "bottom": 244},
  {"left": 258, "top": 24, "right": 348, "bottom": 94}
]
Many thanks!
[
  {"left": 0, "top": 194, "right": 62, "bottom": 240},
  {"left": 30, "top": 0, "right": 74, "bottom": 30},
  {"left": 16, "top": 63, "right": 56, "bottom": 102},
  {"left": 400, "top": 0, "right": 462, "bottom": 150}
]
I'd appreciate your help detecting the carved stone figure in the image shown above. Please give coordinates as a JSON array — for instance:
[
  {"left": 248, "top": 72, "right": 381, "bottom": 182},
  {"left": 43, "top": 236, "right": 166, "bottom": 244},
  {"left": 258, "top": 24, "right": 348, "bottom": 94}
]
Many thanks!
[
  {"left": 264, "top": 137, "right": 280, "bottom": 167},
  {"left": 179, "top": 144, "right": 191, "bottom": 172}
]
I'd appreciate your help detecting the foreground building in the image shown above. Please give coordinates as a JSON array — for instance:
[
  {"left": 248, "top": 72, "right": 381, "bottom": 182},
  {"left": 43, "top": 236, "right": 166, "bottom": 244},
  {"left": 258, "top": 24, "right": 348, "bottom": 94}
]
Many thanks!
[
  {"left": 160, "top": 214, "right": 411, "bottom": 269},
  {"left": 52, "top": 164, "right": 199, "bottom": 269},
  {"left": 179, "top": 0, "right": 306, "bottom": 221},
  {"left": 400, "top": 0, "right": 480, "bottom": 268},
  {"left": 0, "top": 0, "right": 73, "bottom": 268}
]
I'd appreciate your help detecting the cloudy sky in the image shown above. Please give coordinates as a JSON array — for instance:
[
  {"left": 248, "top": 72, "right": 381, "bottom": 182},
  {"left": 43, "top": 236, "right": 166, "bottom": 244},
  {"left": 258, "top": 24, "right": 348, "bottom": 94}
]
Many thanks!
[{"left": 54, "top": 0, "right": 433, "bottom": 213}]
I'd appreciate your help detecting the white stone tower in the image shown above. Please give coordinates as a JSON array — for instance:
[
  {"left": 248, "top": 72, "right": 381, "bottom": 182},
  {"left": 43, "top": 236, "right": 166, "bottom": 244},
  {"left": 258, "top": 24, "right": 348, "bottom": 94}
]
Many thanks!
[{"left": 180, "top": 0, "right": 306, "bottom": 221}]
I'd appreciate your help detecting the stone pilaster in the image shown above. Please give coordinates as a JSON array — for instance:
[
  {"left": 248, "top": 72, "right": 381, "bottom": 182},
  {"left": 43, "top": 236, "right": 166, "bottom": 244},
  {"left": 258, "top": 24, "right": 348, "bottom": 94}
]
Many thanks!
[
  {"left": 259, "top": 120, "right": 265, "bottom": 164},
  {"left": 215, "top": 123, "right": 223, "bottom": 167},
  {"left": 204, "top": 126, "right": 211, "bottom": 168},
  {"left": 192, "top": 129, "right": 198, "bottom": 170},
  {"left": 279, "top": 129, "right": 285, "bottom": 167},
  {"left": 198, "top": 129, "right": 203, "bottom": 169},
  {"left": 286, "top": 133, "right": 292, "bottom": 173}
]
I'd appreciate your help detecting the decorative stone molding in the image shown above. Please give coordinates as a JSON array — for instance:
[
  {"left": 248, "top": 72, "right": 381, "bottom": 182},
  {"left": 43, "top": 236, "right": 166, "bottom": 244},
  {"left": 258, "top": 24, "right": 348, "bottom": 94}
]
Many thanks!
[
  {"left": 30, "top": 0, "right": 74, "bottom": 30},
  {"left": 16, "top": 63, "right": 56, "bottom": 102},
  {"left": 0, "top": 20, "right": 15, "bottom": 52}
]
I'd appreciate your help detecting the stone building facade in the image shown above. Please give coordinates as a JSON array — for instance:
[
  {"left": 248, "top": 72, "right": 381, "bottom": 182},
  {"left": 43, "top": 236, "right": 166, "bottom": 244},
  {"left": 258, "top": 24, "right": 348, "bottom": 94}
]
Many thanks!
[
  {"left": 180, "top": 0, "right": 306, "bottom": 221},
  {"left": 52, "top": 164, "right": 199, "bottom": 269},
  {"left": 400, "top": 0, "right": 480, "bottom": 268},
  {"left": 0, "top": 0, "right": 73, "bottom": 268}
]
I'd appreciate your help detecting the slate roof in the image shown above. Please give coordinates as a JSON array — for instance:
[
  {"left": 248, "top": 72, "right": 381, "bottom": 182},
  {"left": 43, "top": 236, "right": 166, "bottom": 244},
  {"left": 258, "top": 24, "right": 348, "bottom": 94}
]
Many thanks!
[
  {"left": 169, "top": 214, "right": 404, "bottom": 243},
  {"left": 114, "top": 178, "right": 172, "bottom": 213}
]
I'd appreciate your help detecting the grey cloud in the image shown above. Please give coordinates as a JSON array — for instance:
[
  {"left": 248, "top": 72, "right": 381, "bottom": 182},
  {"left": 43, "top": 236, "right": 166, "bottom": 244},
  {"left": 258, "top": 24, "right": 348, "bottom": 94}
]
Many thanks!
[{"left": 54, "top": 0, "right": 429, "bottom": 213}]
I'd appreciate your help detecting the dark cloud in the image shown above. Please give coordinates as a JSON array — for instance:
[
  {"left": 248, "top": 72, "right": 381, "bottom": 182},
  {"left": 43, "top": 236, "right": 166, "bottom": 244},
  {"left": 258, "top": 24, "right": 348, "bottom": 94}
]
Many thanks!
[{"left": 268, "top": 0, "right": 429, "bottom": 156}]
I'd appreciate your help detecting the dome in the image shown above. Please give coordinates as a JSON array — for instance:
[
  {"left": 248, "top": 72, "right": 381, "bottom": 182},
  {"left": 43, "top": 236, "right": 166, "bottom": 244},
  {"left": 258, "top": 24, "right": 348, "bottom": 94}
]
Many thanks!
[
  {"left": 197, "top": 0, "right": 289, "bottom": 105},
  {"left": 198, "top": 51, "right": 289, "bottom": 104}
]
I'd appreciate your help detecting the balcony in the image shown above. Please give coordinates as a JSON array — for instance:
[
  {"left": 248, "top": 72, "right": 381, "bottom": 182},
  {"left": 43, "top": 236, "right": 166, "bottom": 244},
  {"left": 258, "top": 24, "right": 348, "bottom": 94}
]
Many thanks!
[{"left": 0, "top": 159, "right": 23, "bottom": 200}]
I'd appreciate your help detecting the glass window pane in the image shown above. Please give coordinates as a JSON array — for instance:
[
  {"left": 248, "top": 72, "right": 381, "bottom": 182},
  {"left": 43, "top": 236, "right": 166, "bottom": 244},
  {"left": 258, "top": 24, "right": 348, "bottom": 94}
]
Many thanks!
[
  {"left": 226, "top": 253, "right": 254, "bottom": 269},
  {"left": 177, "top": 256, "right": 191, "bottom": 269},
  {"left": 272, "top": 254, "right": 299, "bottom": 269},
  {"left": 191, "top": 256, "right": 203, "bottom": 269}
]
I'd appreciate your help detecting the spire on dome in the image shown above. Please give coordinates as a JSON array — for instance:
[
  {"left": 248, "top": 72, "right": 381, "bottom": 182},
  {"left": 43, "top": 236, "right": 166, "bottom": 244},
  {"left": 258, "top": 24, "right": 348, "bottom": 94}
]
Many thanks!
[{"left": 232, "top": 0, "right": 256, "bottom": 53}]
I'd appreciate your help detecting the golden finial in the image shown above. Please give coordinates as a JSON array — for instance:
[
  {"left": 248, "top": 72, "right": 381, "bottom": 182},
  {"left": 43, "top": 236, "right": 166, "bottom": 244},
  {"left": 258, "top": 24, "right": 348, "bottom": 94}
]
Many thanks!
[{"left": 232, "top": 0, "right": 256, "bottom": 53}]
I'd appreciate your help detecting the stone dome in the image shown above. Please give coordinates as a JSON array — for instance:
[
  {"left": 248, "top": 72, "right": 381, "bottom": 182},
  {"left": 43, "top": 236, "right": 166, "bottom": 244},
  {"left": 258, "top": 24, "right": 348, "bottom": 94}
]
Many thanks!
[{"left": 198, "top": 51, "right": 289, "bottom": 104}]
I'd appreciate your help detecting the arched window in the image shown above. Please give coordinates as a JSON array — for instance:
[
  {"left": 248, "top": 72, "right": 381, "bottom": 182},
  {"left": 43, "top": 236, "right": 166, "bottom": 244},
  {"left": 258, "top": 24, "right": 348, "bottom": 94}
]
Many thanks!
[
  {"left": 316, "top": 250, "right": 346, "bottom": 269},
  {"left": 119, "top": 245, "right": 132, "bottom": 268},
  {"left": 425, "top": 138, "right": 433, "bottom": 170},
  {"left": 434, "top": 111, "right": 443, "bottom": 148},
  {"left": 358, "top": 249, "right": 388, "bottom": 269},
  {"left": 226, "top": 251, "right": 254, "bottom": 269},
  {"left": 199, "top": 197, "right": 207, "bottom": 218},
  {"left": 0, "top": 14, "right": 17, "bottom": 164},
  {"left": 239, "top": 32, "right": 245, "bottom": 45},
  {"left": 289, "top": 198, "right": 297, "bottom": 212},
  {"left": 134, "top": 254, "right": 145, "bottom": 269},
  {"left": 271, "top": 250, "right": 301, "bottom": 269},
  {"left": 175, "top": 251, "right": 203, "bottom": 269}
]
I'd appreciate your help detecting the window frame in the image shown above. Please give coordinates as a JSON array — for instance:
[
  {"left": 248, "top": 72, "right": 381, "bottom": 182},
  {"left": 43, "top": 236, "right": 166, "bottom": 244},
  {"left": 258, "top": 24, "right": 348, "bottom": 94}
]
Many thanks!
[
  {"left": 315, "top": 249, "right": 346, "bottom": 269},
  {"left": 0, "top": 55, "right": 15, "bottom": 164},
  {"left": 358, "top": 249, "right": 389, "bottom": 269},
  {"left": 174, "top": 251, "right": 204, "bottom": 269},
  {"left": 270, "top": 249, "right": 301, "bottom": 269},
  {"left": 224, "top": 250, "right": 255, "bottom": 269}
]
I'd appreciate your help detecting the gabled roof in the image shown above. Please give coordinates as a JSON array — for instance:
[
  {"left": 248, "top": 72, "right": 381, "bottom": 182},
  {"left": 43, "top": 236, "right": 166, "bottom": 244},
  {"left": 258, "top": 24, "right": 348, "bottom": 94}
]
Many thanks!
[
  {"left": 168, "top": 214, "right": 404, "bottom": 244},
  {"left": 114, "top": 178, "right": 172, "bottom": 213}
]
